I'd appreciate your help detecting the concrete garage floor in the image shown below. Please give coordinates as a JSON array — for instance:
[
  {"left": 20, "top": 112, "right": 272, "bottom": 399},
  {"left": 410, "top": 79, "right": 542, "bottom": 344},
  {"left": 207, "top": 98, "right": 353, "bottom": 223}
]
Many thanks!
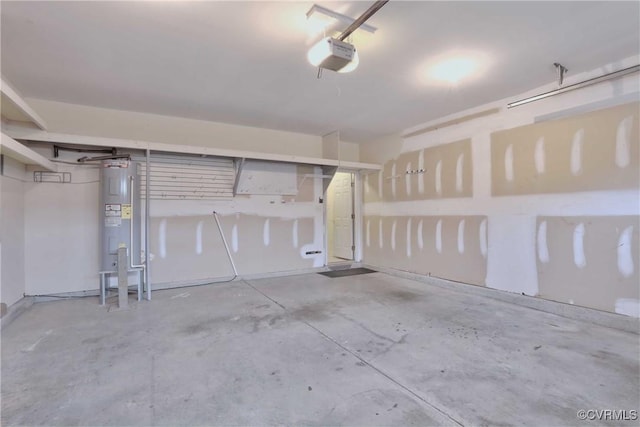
[{"left": 2, "top": 272, "right": 639, "bottom": 426}]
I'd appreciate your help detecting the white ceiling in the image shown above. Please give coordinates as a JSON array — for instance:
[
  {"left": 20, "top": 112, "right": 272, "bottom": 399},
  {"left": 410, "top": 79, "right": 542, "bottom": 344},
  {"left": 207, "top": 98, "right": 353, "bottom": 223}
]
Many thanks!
[{"left": 1, "top": 1, "right": 638, "bottom": 142}]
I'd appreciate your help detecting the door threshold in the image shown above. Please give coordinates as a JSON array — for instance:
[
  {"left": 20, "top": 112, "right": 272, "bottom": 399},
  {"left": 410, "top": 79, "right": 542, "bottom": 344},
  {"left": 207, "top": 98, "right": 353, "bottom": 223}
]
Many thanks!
[{"left": 327, "top": 260, "right": 353, "bottom": 271}]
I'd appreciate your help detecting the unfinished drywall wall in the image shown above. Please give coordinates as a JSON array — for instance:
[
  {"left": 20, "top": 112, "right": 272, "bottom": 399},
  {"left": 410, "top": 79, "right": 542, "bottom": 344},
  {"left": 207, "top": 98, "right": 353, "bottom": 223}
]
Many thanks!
[
  {"left": 23, "top": 161, "right": 101, "bottom": 295},
  {"left": 374, "top": 139, "right": 473, "bottom": 203},
  {"left": 364, "top": 215, "right": 487, "bottom": 285},
  {"left": 23, "top": 99, "right": 323, "bottom": 158},
  {"left": 148, "top": 215, "right": 233, "bottom": 286},
  {"left": 536, "top": 215, "right": 639, "bottom": 315},
  {"left": 20, "top": 144, "right": 326, "bottom": 295},
  {"left": 363, "top": 171, "right": 382, "bottom": 204},
  {"left": 492, "top": 103, "right": 639, "bottom": 195},
  {"left": 1, "top": 156, "right": 26, "bottom": 307},
  {"left": 362, "top": 55, "right": 640, "bottom": 317},
  {"left": 322, "top": 132, "right": 340, "bottom": 161},
  {"left": 148, "top": 214, "right": 316, "bottom": 286},
  {"left": 147, "top": 164, "right": 324, "bottom": 286},
  {"left": 221, "top": 214, "right": 315, "bottom": 275},
  {"left": 322, "top": 132, "right": 361, "bottom": 163},
  {"left": 340, "top": 141, "right": 360, "bottom": 163},
  {"left": 359, "top": 133, "right": 403, "bottom": 165},
  {"left": 292, "top": 165, "right": 316, "bottom": 203}
]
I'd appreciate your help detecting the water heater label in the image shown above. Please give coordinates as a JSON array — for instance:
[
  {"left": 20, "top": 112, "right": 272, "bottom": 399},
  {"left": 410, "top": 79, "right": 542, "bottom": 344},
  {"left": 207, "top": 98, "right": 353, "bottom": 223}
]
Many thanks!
[
  {"left": 121, "top": 204, "right": 132, "bottom": 219},
  {"left": 105, "top": 217, "right": 122, "bottom": 227},
  {"left": 104, "top": 160, "right": 130, "bottom": 168},
  {"left": 105, "top": 204, "right": 121, "bottom": 217}
]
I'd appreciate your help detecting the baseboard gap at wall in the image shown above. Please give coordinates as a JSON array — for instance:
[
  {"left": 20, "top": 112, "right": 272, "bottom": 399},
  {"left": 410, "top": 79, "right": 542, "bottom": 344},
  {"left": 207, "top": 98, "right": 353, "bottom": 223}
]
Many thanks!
[
  {"left": 22, "top": 290, "right": 101, "bottom": 305},
  {"left": 105, "top": 263, "right": 367, "bottom": 294},
  {"left": 1, "top": 296, "right": 35, "bottom": 330},
  {"left": 240, "top": 264, "right": 362, "bottom": 281},
  {"left": 16, "top": 266, "right": 343, "bottom": 305},
  {"left": 364, "top": 264, "right": 640, "bottom": 335}
]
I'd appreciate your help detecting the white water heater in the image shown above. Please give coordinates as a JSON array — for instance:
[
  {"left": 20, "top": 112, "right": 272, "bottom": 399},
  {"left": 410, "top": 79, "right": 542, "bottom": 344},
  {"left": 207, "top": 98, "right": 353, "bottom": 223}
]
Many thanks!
[{"left": 100, "top": 159, "right": 142, "bottom": 271}]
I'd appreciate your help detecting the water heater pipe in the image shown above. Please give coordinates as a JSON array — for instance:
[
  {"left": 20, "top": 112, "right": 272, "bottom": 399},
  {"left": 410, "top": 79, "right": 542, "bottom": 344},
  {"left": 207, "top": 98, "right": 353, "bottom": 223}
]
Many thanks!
[
  {"left": 129, "top": 176, "right": 146, "bottom": 298},
  {"left": 145, "top": 150, "right": 151, "bottom": 301}
]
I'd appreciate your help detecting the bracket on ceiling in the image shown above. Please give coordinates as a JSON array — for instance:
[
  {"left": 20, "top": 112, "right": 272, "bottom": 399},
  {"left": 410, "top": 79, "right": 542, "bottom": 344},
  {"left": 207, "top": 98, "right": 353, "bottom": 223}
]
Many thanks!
[
  {"left": 554, "top": 62, "right": 568, "bottom": 86},
  {"left": 232, "top": 157, "right": 245, "bottom": 196},
  {"left": 306, "top": 4, "right": 378, "bottom": 34}
]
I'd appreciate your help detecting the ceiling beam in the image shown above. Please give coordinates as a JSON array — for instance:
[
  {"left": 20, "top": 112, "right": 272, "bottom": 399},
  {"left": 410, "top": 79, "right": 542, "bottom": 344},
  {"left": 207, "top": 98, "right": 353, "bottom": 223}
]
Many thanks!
[{"left": 1, "top": 77, "right": 48, "bottom": 130}]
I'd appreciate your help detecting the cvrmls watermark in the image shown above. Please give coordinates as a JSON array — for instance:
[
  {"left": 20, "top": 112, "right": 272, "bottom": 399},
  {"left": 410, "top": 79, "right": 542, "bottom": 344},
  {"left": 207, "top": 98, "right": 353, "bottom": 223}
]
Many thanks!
[{"left": 577, "top": 409, "right": 638, "bottom": 421}]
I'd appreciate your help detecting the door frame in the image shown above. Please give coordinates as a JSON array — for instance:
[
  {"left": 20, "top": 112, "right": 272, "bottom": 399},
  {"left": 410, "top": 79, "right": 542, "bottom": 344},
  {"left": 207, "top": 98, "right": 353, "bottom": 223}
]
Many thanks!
[{"left": 324, "top": 169, "right": 362, "bottom": 265}]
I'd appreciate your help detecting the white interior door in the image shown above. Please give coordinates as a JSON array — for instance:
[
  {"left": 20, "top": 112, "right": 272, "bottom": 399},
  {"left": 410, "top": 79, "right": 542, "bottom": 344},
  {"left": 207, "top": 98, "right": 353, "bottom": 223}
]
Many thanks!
[{"left": 331, "top": 172, "right": 354, "bottom": 260}]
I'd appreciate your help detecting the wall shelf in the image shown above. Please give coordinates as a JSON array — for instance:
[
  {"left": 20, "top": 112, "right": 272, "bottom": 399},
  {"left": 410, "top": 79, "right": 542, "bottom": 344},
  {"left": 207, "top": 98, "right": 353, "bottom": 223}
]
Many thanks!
[
  {"left": 4, "top": 124, "right": 382, "bottom": 172},
  {"left": 1, "top": 78, "right": 48, "bottom": 130},
  {"left": 1, "top": 132, "right": 58, "bottom": 171}
]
